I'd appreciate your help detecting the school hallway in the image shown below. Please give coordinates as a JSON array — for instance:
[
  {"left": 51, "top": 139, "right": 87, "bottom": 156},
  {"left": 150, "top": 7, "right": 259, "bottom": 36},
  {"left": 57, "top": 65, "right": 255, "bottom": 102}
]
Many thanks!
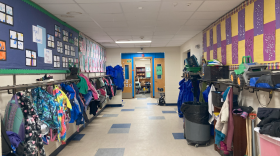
[{"left": 58, "top": 98, "right": 218, "bottom": 156}]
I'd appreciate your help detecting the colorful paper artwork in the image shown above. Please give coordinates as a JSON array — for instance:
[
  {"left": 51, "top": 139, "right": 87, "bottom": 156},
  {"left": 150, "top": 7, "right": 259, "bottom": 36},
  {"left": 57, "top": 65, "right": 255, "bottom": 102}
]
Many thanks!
[
  {"left": 210, "top": 29, "right": 213, "bottom": 50},
  {"left": 0, "top": 3, "right": 13, "bottom": 25},
  {"left": 44, "top": 49, "right": 52, "bottom": 64},
  {"left": 226, "top": 17, "right": 232, "bottom": 45},
  {"left": 0, "top": 3, "right": 5, "bottom": 12},
  {"left": 213, "top": 44, "right": 217, "bottom": 59},
  {"left": 6, "top": 5, "right": 12, "bottom": 15},
  {"left": 276, "top": 0, "right": 280, "bottom": 29},
  {"left": 232, "top": 36, "right": 239, "bottom": 64},
  {"left": 245, "top": 29, "right": 254, "bottom": 62},
  {"left": 0, "top": 40, "right": 6, "bottom": 61},
  {"left": 0, "top": 12, "right": 5, "bottom": 23},
  {"left": 238, "top": 9, "right": 245, "bottom": 41},
  {"left": 57, "top": 41, "right": 63, "bottom": 53},
  {"left": 221, "top": 40, "right": 227, "bottom": 65},
  {"left": 254, "top": 0, "right": 264, "bottom": 36},
  {"left": 26, "top": 50, "right": 36, "bottom": 66},
  {"left": 47, "top": 34, "right": 55, "bottom": 48},
  {"left": 217, "top": 24, "right": 221, "bottom": 48},
  {"left": 263, "top": 21, "right": 276, "bottom": 61},
  {"left": 207, "top": 47, "right": 210, "bottom": 60}
]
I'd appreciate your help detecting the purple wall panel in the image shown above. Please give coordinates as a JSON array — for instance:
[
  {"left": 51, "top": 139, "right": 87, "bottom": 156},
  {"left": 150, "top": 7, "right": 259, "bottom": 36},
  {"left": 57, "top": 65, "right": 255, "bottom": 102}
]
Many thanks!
[
  {"left": 263, "top": 21, "right": 276, "bottom": 61},
  {"left": 254, "top": 0, "right": 264, "bottom": 36},
  {"left": 203, "top": 33, "right": 207, "bottom": 52},
  {"left": 217, "top": 24, "right": 221, "bottom": 48},
  {"left": 245, "top": 29, "right": 254, "bottom": 62},
  {"left": 210, "top": 29, "right": 213, "bottom": 50},
  {"left": 238, "top": 9, "right": 245, "bottom": 41},
  {"left": 207, "top": 47, "right": 210, "bottom": 60},
  {"left": 276, "top": 0, "right": 280, "bottom": 29},
  {"left": 213, "top": 44, "right": 217, "bottom": 59},
  {"left": 232, "top": 36, "right": 239, "bottom": 64},
  {"left": 226, "top": 17, "right": 232, "bottom": 45},
  {"left": 221, "top": 40, "right": 227, "bottom": 65}
]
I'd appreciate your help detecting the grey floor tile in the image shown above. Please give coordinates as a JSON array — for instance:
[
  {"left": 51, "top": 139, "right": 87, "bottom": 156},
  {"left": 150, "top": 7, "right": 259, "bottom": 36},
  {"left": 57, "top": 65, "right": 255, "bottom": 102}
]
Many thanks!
[
  {"left": 149, "top": 116, "right": 165, "bottom": 120},
  {"left": 111, "top": 124, "right": 131, "bottom": 128},
  {"left": 121, "top": 109, "right": 135, "bottom": 111},
  {"left": 102, "top": 114, "right": 119, "bottom": 117},
  {"left": 95, "top": 148, "right": 125, "bottom": 156},
  {"left": 108, "top": 128, "right": 130, "bottom": 133},
  {"left": 162, "top": 111, "right": 177, "bottom": 113}
]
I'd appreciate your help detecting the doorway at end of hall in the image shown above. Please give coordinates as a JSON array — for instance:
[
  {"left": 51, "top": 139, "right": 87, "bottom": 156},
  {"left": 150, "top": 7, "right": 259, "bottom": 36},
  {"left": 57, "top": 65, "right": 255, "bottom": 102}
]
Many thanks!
[{"left": 134, "top": 57, "right": 153, "bottom": 98}]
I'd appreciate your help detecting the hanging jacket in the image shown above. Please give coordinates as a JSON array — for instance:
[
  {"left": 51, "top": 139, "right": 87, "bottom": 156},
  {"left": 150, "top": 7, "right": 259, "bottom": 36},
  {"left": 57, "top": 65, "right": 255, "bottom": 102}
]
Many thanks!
[
  {"left": 208, "top": 85, "right": 216, "bottom": 124},
  {"left": 71, "top": 84, "right": 89, "bottom": 124},
  {"left": 177, "top": 78, "right": 186, "bottom": 117},
  {"left": 17, "top": 93, "right": 46, "bottom": 156},
  {"left": 77, "top": 76, "right": 88, "bottom": 95},
  {"left": 31, "top": 87, "right": 59, "bottom": 129},
  {"left": 80, "top": 73, "right": 99, "bottom": 100},
  {"left": 53, "top": 87, "right": 68, "bottom": 144},
  {"left": 60, "top": 83, "right": 75, "bottom": 100},
  {"left": 113, "top": 65, "right": 124, "bottom": 90},
  {"left": 225, "top": 87, "right": 234, "bottom": 151},
  {"left": 106, "top": 66, "right": 114, "bottom": 76}
]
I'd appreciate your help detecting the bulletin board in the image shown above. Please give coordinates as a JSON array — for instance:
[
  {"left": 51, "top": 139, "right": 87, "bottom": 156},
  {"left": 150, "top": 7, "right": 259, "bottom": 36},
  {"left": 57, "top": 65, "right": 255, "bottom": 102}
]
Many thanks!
[
  {"left": 79, "top": 33, "right": 106, "bottom": 73},
  {"left": 0, "top": 0, "right": 79, "bottom": 74},
  {"left": 203, "top": 0, "right": 280, "bottom": 70}
]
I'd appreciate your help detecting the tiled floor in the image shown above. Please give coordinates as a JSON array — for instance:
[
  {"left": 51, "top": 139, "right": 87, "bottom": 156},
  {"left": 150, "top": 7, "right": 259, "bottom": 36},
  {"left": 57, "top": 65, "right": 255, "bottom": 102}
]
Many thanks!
[{"left": 58, "top": 98, "right": 219, "bottom": 156}]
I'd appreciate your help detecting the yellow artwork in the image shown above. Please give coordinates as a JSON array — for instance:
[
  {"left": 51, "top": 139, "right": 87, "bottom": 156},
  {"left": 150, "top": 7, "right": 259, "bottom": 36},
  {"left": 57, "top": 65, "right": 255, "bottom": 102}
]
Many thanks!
[
  {"left": 245, "top": 2, "right": 254, "bottom": 31},
  {"left": 210, "top": 50, "right": 213, "bottom": 60},
  {"left": 254, "top": 35, "right": 263, "bottom": 63},
  {"left": 217, "top": 47, "right": 222, "bottom": 62},
  {"left": 276, "top": 29, "right": 280, "bottom": 62},
  {"left": 238, "top": 40, "right": 245, "bottom": 64},
  {"left": 226, "top": 44, "right": 232, "bottom": 65},
  {"left": 213, "top": 25, "right": 217, "bottom": 44},
  {"left": 231, "top": 13, "right": 238, "bottom": 37},
  {"left": 221, "top": 20, "right": 226, "bottom": 41},
  {"left": 264, "top": 0, "right": 275, "bottom": 24},
  {"left": 204, "top": 52, "right": 207, "bottom": 60}
]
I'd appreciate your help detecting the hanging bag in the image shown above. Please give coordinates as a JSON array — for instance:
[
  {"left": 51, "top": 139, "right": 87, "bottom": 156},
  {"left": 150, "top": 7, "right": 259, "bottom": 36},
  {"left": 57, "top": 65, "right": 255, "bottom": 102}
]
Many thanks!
[{"left": 3, "top": 95, "right": 25, "bottom": 142}]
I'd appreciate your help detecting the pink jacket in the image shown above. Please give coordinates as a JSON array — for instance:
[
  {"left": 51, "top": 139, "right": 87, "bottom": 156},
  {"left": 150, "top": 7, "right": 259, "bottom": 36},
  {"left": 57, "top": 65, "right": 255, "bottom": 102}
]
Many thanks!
[
  {"left": 80, "top": 73, "right": 99, "bottom": 100},
  {"left": 103, "top": 78, "right": 114, "bottom": 96}
]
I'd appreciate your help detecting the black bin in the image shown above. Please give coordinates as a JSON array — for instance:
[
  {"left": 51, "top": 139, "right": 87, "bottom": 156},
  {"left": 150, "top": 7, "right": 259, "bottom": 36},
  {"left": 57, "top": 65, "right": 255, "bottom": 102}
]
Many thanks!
[{"left": 204, "top": 66, "right": 229, "bottom": 81}]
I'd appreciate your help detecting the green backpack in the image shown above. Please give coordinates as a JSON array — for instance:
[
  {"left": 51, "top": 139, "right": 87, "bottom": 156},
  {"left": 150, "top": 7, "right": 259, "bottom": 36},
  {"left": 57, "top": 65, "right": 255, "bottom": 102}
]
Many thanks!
[{"left": 3, "top": 95, "right": 25, "bottom": 141}]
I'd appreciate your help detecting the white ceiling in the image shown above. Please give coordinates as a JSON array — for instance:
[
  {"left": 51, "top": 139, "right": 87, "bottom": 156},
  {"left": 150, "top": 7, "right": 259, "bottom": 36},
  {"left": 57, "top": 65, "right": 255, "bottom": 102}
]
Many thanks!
[{"left": 31, "top": 0, "right": 244, "bottom": 48}]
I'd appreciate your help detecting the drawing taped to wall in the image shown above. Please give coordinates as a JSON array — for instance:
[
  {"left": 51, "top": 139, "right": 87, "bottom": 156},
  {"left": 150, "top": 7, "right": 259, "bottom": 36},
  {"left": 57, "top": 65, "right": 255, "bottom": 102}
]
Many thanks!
[
  {"left": 0, "top": 40, "right": 6, "bottom": 61},
  {"left": 10, "top": 30, "right": 24, "bottom": 50},
  {"left": 26, "top": 50, "right": 36, "bottom": 67},
  {"left": 33, "top": 25, "right": 43, "bottom": 44},
  {"left": 44, "top": 49, "right": 52, "bottom": 64}
]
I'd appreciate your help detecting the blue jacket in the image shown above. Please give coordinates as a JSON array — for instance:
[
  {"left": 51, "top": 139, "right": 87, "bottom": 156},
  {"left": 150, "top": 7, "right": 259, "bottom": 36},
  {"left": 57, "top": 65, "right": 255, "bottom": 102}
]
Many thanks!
[
  {"left": 106, "top": 66, "right": 114, "bottom": 76},
  {"left": 113, "top": 65, "right": 124, "bottom": 90}
]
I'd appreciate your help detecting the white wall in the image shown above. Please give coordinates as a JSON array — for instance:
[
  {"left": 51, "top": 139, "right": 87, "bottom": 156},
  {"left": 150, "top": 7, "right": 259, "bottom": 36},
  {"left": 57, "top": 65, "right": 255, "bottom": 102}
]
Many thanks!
[
  {"left": 135, "top": 60, "right": 150, "bottom": 67},
  {"left": 106, "top": 47, "right": 181, "bottom": 103},
  {"left": 180, "top": 32, "right": 203, "bottom": 72}
]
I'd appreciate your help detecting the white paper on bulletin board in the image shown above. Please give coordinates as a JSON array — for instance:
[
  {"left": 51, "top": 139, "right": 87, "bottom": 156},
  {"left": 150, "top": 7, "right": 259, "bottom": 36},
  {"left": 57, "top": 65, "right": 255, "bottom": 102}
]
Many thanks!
[
  {"left": 33, "top": 25, "right": 42, "bottom": 44},
  {"left": 44, "top": 49, "right": 52, "bottom": 64}
]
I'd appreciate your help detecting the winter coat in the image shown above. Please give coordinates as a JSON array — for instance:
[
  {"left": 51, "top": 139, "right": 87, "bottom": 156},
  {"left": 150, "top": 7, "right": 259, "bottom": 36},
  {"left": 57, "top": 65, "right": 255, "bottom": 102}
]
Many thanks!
[
  {"left": 80, "top": 73, "right": 99, "bottom": 100},
  {"left": 106, "top": 66, "right": 114, "bottom": 76},
  {"left": 113, "top": 65, "right": 124, "bottom": 90}
]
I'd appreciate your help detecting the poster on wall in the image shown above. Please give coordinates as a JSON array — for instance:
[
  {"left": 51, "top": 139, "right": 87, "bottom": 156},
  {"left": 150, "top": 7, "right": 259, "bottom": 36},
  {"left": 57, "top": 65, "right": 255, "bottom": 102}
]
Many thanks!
[
  {"left": 33, "top": 25, "right": 42, "bottom": 44},
  {"left": 44, "top": 49, "right": 52, "bottom": 64}
]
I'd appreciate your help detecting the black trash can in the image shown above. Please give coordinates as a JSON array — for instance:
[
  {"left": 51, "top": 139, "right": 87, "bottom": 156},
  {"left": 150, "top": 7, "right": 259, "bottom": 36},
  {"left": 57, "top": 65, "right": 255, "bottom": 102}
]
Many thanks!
[{"left": 181, "top": 102, "right": 210, "bottom": 147}]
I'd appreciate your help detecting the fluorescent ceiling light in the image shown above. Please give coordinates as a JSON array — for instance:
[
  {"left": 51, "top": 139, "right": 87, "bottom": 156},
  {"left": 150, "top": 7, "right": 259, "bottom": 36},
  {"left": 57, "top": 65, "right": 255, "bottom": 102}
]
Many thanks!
[
  {"left": 116, "top": 41, "right": 151, "bottom": 44},
  {"left": 137, "top": 52, "right": 143, "bottom": 53}
]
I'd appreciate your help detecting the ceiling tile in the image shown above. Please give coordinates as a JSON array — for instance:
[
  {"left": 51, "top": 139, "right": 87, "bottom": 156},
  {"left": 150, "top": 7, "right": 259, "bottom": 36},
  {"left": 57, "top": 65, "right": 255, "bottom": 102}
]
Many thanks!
[
  {"left": 157, "top": 12, "right": 193, "bottom": 20},
  {"left": 198, "top": 1, "right": 244, "bottom": 12},
  {"left": 132, "top": 36, "right": 153, "bottom": 40},
  {"left": 121, "top": 2, "right": 161, "bottom": 13},
  {"left": 38, "top": 4, "right": 85, "bottom": 15},
  {"left": 67, "top": 21, "right": 100, "bottom": 28},
  {"left": 98, "top": 21, "right": 128, "bottom": 28},
  {"left": 128, "top": 27, "right": 155, "bottom": 32},
  {"left": 160, "top": 1, "right": 203, "bottom": 12},
  {"left": 110, "top": 36, "right": 132, "bottom": 40},
  {"left": 173, "top": 35, "right": 193, "bottom": 39},
  {"left": 103, "top": 27, "right": 130, "bottom": 32},
  {"left": 191, "top": 11, "right": 226, "bottom": 20},
  {"left": 56, "top": 14, "right": 92, "bottom": 22},
  {"left": 31, "top": 0, "right": 75, "bottom": 4},
  {"left": 154, "top": 31, "right": 178, "bottom": 36},
  {"left": 156, "top": 20, "right": 187, "bottom": 27},
  {"left": 153, "top": 35, "right": 174, "bottom": 39},
  {"left": 125, "top": 12, "right": 158, "bottom": 21},
  {"left": 177, "top": 30, "right": 201, "bottom": 35},
  {"left": 134, "top": 44, "right": 151, "bottom": 47},
  {"left": 155, "top": 26, "right": 181, "bottom": 32},
  {"left": 79, "top": 3, "right": 122, "bottom": 14},
  {"left": 180, "top": 25, "right": 206, "bottom": 31},
  {"left": 90, "top": 13, "right": 126, "bottom": 22},
  {"left": 185, "top": 19, "right": 214, "bottom": 26},
  {"left": 127, "top": 20, "right": 156, "bottom": 27},
  {"left": 107, "top": 31, "right": 153, "bottom": 36}
]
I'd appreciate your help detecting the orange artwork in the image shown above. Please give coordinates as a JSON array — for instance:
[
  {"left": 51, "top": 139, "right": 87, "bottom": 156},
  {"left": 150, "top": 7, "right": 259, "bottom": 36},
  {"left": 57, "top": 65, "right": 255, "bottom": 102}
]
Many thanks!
[
  {"left": 0, "top": 52, "right": 6, "bottom": 60},
  {"left": 0, "top": 41, "right": 6, "bottom": 51}
]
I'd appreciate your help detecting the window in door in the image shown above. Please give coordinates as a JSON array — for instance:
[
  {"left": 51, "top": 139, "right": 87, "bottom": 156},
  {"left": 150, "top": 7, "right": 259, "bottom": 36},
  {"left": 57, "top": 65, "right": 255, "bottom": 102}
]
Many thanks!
[
  {"left": 125, "top": 65, "right": 129, "bottom": 79},
  {"left": 157, "top": 64, "right": 162, "bottom": 79}
]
